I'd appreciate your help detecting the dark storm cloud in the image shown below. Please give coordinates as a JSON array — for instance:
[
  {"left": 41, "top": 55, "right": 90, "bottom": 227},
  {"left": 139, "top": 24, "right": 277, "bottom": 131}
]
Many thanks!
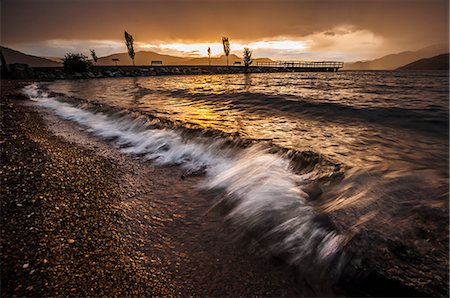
[
  {"left": 2, "top": 0, "right": 448, "bottom": 46},
  {"left": 1, "top": 0, "right": 448, "bottom": 60}
]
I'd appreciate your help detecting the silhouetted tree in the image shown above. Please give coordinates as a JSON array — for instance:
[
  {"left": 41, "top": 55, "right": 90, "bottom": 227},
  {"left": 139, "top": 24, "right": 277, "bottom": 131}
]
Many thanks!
[
  {"left": 243, "top": 48, "right": 253, "bottom": 71},
  {"left": 90, "top": 49, "right": 98, "bottom": 65},
  {"left": 222, "top": 37, "right": 230, "bottom": 66},
  {"left": 124, "top": 30, "right": 135, "bottom": 66},
  {"left": 207, "top": 47, "right": 211, "bottom": 66},
  {"left": 62, "top": 53, "right": 92, "bottom": 73}
]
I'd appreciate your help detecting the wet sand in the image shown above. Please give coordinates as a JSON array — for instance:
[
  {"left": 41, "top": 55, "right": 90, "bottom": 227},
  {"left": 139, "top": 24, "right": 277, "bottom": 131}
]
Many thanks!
[{"left": 1, "top": 80, "right": 326, "bottom": 296}]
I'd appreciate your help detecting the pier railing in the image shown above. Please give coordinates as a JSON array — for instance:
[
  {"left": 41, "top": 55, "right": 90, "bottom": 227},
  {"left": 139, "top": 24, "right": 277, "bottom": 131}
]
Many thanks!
[{"left": 256, "top": 61, "right": 344, "bottom": 69}]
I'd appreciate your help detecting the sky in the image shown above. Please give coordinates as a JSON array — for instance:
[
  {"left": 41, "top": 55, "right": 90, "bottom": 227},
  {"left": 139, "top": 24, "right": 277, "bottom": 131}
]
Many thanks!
[{"left": 1, "top": 0, "right": 449, "bottom": 62}]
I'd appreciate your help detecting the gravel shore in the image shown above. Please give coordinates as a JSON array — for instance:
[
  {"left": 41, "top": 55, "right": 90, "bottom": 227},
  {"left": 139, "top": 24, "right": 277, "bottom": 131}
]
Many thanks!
[{"left": 1, "top": 80, "right": 320, "bottom": 296}]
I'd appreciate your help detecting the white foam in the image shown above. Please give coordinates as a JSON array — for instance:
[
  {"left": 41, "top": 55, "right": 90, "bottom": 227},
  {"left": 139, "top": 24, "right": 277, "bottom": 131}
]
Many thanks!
[{"left": 24, "top": 83, "right": 346, "bottom": 278}]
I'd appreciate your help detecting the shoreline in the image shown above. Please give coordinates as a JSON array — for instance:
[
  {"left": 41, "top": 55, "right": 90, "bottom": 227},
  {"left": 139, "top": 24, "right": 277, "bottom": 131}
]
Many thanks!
[
  {"left": 2, "top": 79, "right": 448, "bottom": 297},
  {"left": 1, "top": 80, "right": 322, "bottom": 296},
  {"left": 5, "top": 64, "right": 342, "bottom": 80}
]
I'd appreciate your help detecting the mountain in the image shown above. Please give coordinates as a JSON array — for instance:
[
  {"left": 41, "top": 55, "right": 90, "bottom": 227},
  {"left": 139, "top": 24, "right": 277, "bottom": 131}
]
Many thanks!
[
  {"left": 97, "top": 51, "right": 273, "bottom": 66},
  {"left": 183, "top": 54, "right": 273, "bottom": 66},
  {"left": 1, "top": 46, "right": 62, "bottom": 67},
  {"left": 96, "top": 51, "right": 189, "bottom": 66},
  {"left": 43, "top": 56, "right": 63, "bottom": 63},
  {"left": 0, "top": 46, "right": 271, "bottom": 67},
  {"left": 344, "top": 44, "right": 448, "bottom": 70},
  {"left": 396, "top": 53, "right": 449, "bottom": 71}
]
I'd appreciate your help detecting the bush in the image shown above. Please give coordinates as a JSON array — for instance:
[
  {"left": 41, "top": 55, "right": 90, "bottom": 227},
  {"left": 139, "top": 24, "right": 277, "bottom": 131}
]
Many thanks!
[
  {"left": 243, "top": 48, "right": 253, "bottom": 69},
  {"left": 63, "top": 53, "right": 92, "bottom": 73}
]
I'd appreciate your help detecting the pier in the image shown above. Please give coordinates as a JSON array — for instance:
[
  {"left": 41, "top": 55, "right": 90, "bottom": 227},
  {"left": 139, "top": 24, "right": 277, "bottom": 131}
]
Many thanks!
[{"left": 256, "top": 61, "right": 344, "bottom": 72}]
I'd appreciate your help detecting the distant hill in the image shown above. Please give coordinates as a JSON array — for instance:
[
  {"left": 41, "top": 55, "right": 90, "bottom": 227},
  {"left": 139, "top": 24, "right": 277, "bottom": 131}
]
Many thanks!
[
  {"left": 97, "top": 51, "right": 189, "bottom": 66},
  {"left": 183, "top": 54, "right": 273, "bottom": 66},
  {"left": 1, "top": 46, "right": 61, "bottom": 67},
  {"left": 396, "top": 53, "right": 449, "bottom": 71},
  {"left": 43, "top": 56, "right": 63, "bottom": 63},
  {"left": 344, "top": 44, "right": 448, "bottom": 70},
  {"left": 97, "top": 51, "right": 273, "bottom": 66}
]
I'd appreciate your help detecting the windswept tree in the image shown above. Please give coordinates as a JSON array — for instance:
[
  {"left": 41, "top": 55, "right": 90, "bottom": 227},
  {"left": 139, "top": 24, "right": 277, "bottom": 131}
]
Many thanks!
[
  {"left": 124, "top": 30, "right": 135, "bottom": 66},
  {"left": 90, "top": 49, "right": 98, "bottom": 65},
  {"left": 207, "top": 47, "right": 211, "bottom": 66},
  {"left": 222, "top": 37, "right": 230, "bottom": 66},
  {"left": 243, "top": 48, "right": 253, "bottom": 71}
]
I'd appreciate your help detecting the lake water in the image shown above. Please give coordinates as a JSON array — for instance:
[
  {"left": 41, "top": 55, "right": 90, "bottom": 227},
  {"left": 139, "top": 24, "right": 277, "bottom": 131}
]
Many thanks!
[{"left": 26, "top": 70, "right": 449, "bottom": 295}]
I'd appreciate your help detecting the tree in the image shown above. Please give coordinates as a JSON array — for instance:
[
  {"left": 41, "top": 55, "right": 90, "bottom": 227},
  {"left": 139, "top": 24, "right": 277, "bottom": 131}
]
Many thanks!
[
  {"left": 207, "top": 47, "right": 211, "bottom": 66},
  {"left": 62, "top": 53, "right": 92, "bottom": 73},
  {"left": 243, "top": 48, "right": 253, "bottom": 71},
  {"left": 124, "top": 30, "right": 135, "bottom": 66},
  {"left": 222, "top": 37, "right": 230, "bottom": 66},
  {"left": 90, "top": 49, "right": 98, "bottom": 65}
]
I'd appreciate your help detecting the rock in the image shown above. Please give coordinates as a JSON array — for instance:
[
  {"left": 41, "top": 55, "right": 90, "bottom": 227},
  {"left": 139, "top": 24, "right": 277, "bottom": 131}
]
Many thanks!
[
  {"left": 9, "top": 63, "right": 30, "bottom": 79},
  {"left": 23, "top": 263, "right": 29, "bottom": 269}
]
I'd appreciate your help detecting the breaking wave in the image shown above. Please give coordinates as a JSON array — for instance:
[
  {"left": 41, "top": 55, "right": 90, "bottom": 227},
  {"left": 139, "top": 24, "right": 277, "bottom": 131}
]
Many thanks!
[{"left": 23, "top": 83, "right": 347, "bottom": 279}]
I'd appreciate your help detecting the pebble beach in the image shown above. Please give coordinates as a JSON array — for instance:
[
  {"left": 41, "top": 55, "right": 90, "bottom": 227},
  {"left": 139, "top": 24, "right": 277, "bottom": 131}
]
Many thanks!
[{"left": 1, "top": 80, "right": 318, "bottom": 296}]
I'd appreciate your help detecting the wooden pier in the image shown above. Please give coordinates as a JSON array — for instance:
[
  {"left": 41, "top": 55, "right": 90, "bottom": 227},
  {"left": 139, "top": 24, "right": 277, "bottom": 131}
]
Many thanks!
[{"left": 256, "top": 61, "right": 344, "bottom": 72}]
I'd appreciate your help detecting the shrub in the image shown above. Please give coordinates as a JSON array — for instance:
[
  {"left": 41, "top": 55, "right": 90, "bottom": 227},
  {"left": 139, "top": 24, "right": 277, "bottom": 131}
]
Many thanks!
[
  {"left": 243, "top": 48, "right": 253, "bottom": 69},
  {"left": 63, "top": 53, "right": 92, "bottom": 73}
]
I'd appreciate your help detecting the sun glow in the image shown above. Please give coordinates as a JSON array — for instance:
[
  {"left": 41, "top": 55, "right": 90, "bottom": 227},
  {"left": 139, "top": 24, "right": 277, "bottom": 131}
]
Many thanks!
[{"left": 140, "top": 40, "right": 311, "bottom": 57}]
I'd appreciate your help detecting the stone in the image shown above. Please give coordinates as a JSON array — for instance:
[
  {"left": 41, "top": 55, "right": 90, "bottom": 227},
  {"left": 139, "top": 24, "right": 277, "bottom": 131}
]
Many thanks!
[{"left": 9, "top": 63, "right": 30, "bottom": 79}]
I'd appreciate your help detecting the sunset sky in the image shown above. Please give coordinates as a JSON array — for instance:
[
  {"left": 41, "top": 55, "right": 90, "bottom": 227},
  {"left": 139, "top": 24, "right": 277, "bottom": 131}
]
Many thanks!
[{"left": 2, "top": 0, "right": 449, "bottom": 62}]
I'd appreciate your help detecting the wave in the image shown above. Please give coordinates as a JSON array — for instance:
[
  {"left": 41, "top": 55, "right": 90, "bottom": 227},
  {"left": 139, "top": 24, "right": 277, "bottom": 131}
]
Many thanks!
[
  {"left": 154, "top": 87, "right": 449, "bottom": 136},
  {"left": 23, "top": 82, "right": 347, "bottom": 279}
]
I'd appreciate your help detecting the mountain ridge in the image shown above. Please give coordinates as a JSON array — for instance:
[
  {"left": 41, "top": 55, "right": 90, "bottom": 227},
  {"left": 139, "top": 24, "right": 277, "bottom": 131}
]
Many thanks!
[
  {"left": 343, "top": 44, "right": 448, "bottom": 70},
  {"left": 96, "top": 51, "right": 274, "bottom": 66},
  {"left": 2, "top": 44, "right": 448, "bottom": 69},
  {"left": 1, "top": 46, "right": 62, "bottom": 67},
  {"left": 396, "top": 53, "right": 449, "bottom": 71}
]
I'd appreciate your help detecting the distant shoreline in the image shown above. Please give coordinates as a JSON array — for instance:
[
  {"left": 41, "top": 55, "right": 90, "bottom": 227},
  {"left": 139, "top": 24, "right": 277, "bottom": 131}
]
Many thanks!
[{"left": 3, "top": 64, "right": 343, "bottom": 80}]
